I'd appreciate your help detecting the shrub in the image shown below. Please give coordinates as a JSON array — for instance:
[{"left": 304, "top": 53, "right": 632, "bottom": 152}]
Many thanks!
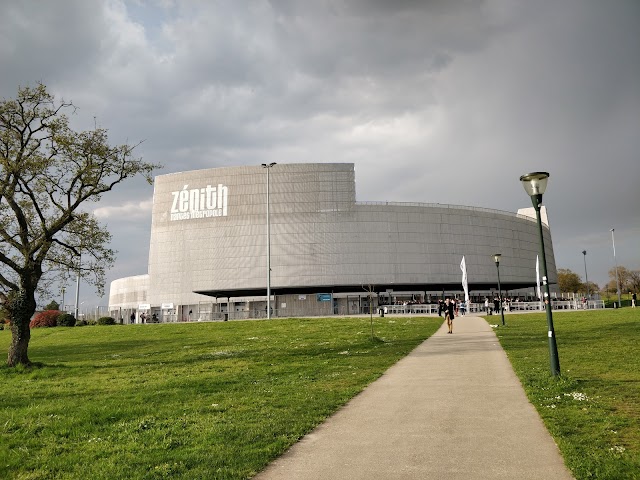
[
  {"left": 57, "top": 313, "right": 76, "bottom": 327},
  {"left": 30, "top": 310, "right": 62, "bottom": 328},
  {"left": 97, "top": 316, "right": 116, "bottom": 326},
  {"left": 44, "top": 300, "right": 60, "bottom": 311}
]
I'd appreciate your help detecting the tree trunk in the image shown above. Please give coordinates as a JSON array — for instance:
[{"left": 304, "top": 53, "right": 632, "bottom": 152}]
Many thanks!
[
  {"left": 6, "top": 289, "right": 36, "bottom": 367},
  {"left": 8, "top": 319, "right": 31, "bottom": 366}
]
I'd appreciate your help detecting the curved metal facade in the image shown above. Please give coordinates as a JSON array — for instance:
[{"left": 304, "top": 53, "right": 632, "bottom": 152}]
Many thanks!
[
  {"left": 109, "top": 164, "right": 557, "bottom": 316},
  {"left": 109, "top": 163, "right": 557, "bottom": 311}
]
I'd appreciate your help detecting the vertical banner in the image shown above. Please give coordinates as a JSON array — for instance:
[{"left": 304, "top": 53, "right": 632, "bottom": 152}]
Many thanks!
[{"left": 460, "top": 256, "right": 470, "bottom": 304}]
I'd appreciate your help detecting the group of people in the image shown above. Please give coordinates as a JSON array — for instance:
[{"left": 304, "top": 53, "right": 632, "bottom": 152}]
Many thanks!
[
  {"left": 437, "top": 298, "right": 466, "bottom": 317},
  {"left": 483, "top": 296, "right": 528, "bottom": 314},
  {"left": 483, "top": 296, "right": 503, "bottom": 315},
  {"left": 129, "top": 312, "right": 158, "bottom": 324}
]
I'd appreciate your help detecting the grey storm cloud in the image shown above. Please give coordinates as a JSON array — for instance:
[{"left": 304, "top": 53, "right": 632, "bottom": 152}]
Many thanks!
[{"left": 0, "top": 0, "right": 638, "bottom": 307}]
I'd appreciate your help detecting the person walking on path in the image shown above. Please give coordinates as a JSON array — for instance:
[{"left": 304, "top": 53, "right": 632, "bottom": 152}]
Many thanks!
[{"left": 445, "top": 297, "right": 455, "bottom": 334}]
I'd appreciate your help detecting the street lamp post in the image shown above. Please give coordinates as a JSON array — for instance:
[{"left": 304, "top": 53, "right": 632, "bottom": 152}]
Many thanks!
[
  {"left": 519, "top": 172, "right": 561, "bottom": 376},
  {"left": 582, "top": 250, "right": 589, "bottom": 302},
  {"left": 74, "top": 250, "right": 81, "bottom": 320},
  {"left": 493, "top": 254, "right": 505, "bottom": 326},
  {"left": 610, "top": 228, "right": 621, "bottom": 308},
  {"left": 261, "top": 162, "right": 276, "bottom": 319}
]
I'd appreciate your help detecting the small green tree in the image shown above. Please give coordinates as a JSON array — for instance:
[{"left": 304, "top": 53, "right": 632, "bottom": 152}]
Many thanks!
[
  {"left": 0, "top": 84, "right": 160, "bottom": 366},
  {"left": 557, "top": 269, "right": 582, "bottom": 293},
  {"left": 44, "top": 300, "right": 60, "bottom": 311}
]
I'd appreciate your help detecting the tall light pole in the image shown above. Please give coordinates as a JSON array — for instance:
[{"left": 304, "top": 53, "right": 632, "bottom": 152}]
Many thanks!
[
  {"left": 493, "top": 254, "right": 505, "bottom": 326},
  {"left": 262, "top": 162, "right": 276, "bottom": 319},
  {"left": 610, "top": 228, "right": 621, "bottom": 308},
  {"left": 582, "top": 250, "right": 589, "bottom": 301},
  {"left": 520, "top": 172, "right": 561, "bottom": 376}
]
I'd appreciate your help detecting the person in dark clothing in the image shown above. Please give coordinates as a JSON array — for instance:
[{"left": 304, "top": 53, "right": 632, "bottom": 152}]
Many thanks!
[{"left": 445, "top": 298, "right": 455, "bottom": 334}]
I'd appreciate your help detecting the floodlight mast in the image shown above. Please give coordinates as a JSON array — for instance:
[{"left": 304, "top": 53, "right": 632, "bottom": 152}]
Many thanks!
[{"left": 262, "top": 163, "right": 276, "bottom": 319}]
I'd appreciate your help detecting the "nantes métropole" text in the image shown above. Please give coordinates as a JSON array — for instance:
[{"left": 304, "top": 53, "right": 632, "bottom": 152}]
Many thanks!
[{"left": 170, "top": 184, "right": 228, "bottom": 221}]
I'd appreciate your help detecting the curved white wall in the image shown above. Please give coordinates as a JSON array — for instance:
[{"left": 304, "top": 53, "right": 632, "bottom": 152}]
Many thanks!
[{"left": 109, "top": 163, "right": 556, "bottom": 310}]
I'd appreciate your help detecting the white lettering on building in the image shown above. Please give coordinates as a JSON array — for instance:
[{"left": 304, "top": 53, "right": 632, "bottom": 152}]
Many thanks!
[{"left": 170, "top": 184, "right": 228, "bottom": 221}]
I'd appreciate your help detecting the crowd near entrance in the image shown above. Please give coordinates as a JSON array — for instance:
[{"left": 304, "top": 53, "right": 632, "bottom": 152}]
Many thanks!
[{"left": 109, "top": 289, "right": 605, "bottom": 324}]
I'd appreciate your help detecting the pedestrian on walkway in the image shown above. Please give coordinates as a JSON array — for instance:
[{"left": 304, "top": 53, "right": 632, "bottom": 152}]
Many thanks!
[{"left": 445, "top": 297, "right": 455, "bottom": 334}]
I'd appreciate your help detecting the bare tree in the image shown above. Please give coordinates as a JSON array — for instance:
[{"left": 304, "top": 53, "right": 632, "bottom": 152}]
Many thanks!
[
  {"left": 608, "top": 266, "right": 635, "bottom": 293},
  {"left": 0, "top": 84, "right": 160, "bottom": 366},
  {"left": 628, "top": 270, "right": 640, "bottom": 293}
]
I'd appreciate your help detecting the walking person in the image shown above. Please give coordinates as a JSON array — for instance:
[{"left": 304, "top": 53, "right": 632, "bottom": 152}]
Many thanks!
[
  {"left": 632, "top": 292, "right": 637, "bottom": 308},
  {"left": 445, "top": 298, "right": 455, "bottom": 334}
]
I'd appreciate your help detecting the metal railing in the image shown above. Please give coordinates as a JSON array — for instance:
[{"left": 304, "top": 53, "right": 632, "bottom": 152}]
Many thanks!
[{"left": 355, "top": 201, "right": 539, "bottom": 224}]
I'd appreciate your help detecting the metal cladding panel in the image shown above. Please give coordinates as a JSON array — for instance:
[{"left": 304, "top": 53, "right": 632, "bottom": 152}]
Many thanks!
[
  {"left": 137, "top": 163, "right": 557, "bottom": 305},
  {"left": 108, "top": 275, "right": 149, "bottom": 308},
  {"left": 147, "top": 163, "right": 356, "bottom": 304}
]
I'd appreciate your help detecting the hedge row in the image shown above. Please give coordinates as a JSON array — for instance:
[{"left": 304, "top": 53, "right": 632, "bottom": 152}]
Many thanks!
[{"left": 28, "top": 311, "right": 117, "bottom": 328}]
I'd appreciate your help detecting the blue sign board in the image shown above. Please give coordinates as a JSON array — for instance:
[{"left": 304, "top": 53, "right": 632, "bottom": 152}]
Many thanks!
[{"left": 316, "top": 293, "right": 332, "bottom": 302}]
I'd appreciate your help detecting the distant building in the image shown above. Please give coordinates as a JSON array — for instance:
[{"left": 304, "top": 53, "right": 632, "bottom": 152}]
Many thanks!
[{"left": 108, "top": 163, "right": 557, "bottom": 322}]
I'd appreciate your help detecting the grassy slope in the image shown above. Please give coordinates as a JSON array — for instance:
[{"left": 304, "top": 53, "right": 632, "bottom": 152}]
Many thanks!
[
  {"left": 2, "top": 310, "right": 639, "bottom": 479},
  {"left": 0, "top": 317, "right": 440, "bottom": 480},
  {"left": 492, "top": 309, "right": 640, "bottom": 479}
]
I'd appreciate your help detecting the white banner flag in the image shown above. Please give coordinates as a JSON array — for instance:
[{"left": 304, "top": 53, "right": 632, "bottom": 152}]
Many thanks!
[
  {"left": 460, "top": 256, "right": 469, "bottom": 304},
  {"left": 536, "top": 255, "right": 542, "bottom": 300}
]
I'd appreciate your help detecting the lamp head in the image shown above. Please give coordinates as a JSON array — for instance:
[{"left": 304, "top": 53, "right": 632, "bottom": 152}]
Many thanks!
[
  {"left": 520, "top": 172, "right": 549, "bottom": 210},
  {"left": 582, "top": 250, "right": 586, "bottom": 256},
  {"left": 519, "top": 172, "right": 549, "bottom": 196},
  {"left": 494, "top": 253, "right": 501, "bottom": 265}
]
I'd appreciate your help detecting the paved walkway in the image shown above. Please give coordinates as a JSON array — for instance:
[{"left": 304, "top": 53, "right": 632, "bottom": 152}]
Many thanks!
[{"left": 254, "top": 316, "right": 574, "bottom": 479}]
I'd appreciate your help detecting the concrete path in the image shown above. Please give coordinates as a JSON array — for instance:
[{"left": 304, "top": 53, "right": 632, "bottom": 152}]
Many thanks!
[{"left": 254, "top": 316, "right": 574, "bottom": 479}]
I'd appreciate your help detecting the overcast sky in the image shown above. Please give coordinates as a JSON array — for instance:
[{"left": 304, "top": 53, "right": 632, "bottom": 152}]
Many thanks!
[{"left": 1, "top": 0, "right": 638, "bottom": 310}]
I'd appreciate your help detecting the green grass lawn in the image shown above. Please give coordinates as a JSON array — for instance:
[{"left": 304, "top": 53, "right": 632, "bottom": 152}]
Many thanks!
[
  {"left": 0, "top": 316, "right": 440, "bottom": 480},
  {"left": 492, "top": 308, "right": 640, "bottom": 480}
]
